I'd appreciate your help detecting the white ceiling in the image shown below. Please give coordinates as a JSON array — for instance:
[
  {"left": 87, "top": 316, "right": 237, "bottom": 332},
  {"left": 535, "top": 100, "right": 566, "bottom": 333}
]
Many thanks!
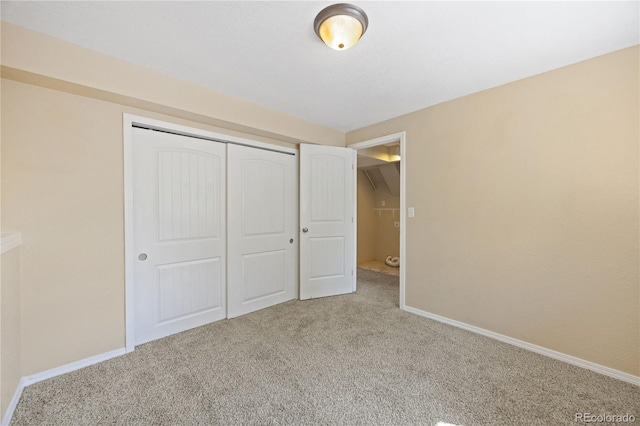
[{"left": 2, "top": 1, "right": 638, "bottom": 132}]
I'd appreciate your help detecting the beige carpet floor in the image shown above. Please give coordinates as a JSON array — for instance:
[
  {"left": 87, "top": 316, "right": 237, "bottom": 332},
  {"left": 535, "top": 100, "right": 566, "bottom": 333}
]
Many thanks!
[{"left": 11, "top": 269, "right": 639, "bottom": 425}]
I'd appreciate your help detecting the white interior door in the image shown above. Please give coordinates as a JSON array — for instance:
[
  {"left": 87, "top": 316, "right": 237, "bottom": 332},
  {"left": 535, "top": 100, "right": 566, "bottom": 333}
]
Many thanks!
[
  {"left": 299, "top": 143, "right": 355, "bottom": 299},
  {"left": 227, "top": 144, "right": 297, "bottom": 318},
  {"left": 133, "top": 128, "right": 226, "bottom": 345}
]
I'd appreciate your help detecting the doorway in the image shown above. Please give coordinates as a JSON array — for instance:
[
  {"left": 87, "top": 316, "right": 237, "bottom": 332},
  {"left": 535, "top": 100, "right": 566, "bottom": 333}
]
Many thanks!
[
  {"left": 356, "top": 151, "right": 401, "bottom": 276},
  {"left": 348, "top": 132, "right": 406, "bottom": 309}
]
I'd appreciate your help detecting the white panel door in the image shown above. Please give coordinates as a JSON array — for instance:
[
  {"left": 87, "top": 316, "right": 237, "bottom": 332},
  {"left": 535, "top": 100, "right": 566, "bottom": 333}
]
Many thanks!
[
  {"left": 133, "top": 128, "right": 226, "bottom": 345},
  {"left": 227, "top": 144, "right": 297, "bottom": 318},
  {"left": 299, "top": 143, "right": 355, "bottom": 299}
]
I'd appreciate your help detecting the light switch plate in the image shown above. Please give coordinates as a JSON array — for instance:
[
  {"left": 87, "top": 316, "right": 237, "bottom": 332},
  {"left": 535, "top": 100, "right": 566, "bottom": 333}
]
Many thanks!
[{"left": 408, "top": 207, "right": 415, "bottom": 218}]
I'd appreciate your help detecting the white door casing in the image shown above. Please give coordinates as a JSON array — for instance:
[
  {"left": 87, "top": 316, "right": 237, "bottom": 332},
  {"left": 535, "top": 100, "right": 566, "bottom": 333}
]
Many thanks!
[
  {"left": 133, "top": 128, "right": 226, "bottom": 345},
  {"left": 227, "top": 144, "right": 297, "bottom": 318},
  {"left": 299, "top": 143, "right": 355, "bottom": 299}
]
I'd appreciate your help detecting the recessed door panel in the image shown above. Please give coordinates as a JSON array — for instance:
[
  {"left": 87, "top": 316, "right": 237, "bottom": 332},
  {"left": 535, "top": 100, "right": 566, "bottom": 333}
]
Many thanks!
[
  {"left": 157, "top": 257, "right": 223, "bottom": 323},
  {"left": 309, "top": 237, "right": 345, "bottom": 279},
  {"left": 310, "top": 156, "right": 346, "bottom": 222},
  {"left": 242, "top": 250, "right": 286, "bottom": 302},
  {"left": 158, "top": 151, "right": 220, "bottom": 241},
  {"left": 242, "top": 160, "right": 286, "bottom": 236}
]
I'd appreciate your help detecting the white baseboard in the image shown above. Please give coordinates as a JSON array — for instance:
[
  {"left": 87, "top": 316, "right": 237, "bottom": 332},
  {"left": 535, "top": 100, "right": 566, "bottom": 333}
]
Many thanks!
[
  {"left": 403, "top": 305, "right": 639, "bottom": 386},
  {"left": 1, "top": 347, "right": 126, "bottom": 426},
  {"left": 19, "top": 347, "right": 126, "bottom": 388},
  {"left": 1, "top": 377, "right": 26, "bottom": 426}
]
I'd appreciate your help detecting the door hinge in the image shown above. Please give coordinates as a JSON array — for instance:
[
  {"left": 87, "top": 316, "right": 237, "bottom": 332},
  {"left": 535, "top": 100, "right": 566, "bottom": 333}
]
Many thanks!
[{"left": 352, "top": 163, "right": 355, "bottom": 170}]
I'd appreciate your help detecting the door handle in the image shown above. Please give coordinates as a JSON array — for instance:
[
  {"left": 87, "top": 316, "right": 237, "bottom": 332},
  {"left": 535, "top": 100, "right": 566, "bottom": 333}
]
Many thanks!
[
  {"left": 138, "top": 253, "right": 148, "bottom": 261},
  {"left": 302, "top": 228, "right": 309, "bottom": 233}
]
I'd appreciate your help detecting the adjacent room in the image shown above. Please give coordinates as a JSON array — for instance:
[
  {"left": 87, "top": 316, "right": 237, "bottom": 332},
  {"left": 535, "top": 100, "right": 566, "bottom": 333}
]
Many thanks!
[
  {"left": 1, "top": 1, "right": 638, "bottom": 425},
  {"left": 356, "top": 143, "right": 402, "bottom": 277}
]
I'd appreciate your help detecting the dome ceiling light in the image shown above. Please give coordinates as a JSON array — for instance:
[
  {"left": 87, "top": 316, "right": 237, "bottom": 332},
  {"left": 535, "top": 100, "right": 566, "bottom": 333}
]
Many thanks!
[{"left": 314, "top": 3, "right": 369, "bottom": 51}]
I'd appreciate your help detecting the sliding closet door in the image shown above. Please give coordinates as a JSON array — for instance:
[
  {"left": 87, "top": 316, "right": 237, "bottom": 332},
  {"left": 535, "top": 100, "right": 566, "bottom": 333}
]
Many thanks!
[
  {"left": 133, "top": 128, "right": 226, "bottom": 345},
  {"left": 227, "top": 144, "right": 297, "bottom": 318}
]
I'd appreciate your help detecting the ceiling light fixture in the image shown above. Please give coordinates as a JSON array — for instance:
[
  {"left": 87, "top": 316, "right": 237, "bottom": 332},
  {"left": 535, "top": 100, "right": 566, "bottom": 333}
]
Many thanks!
[{"left": 314, "top": 3, "right": 368, "bottom": 51}]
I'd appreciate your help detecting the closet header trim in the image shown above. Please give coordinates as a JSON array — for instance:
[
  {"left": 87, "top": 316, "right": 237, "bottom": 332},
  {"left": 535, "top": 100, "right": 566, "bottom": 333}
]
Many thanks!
[{"left": 132, "top": 123, "right": 296, "bottom": 156}]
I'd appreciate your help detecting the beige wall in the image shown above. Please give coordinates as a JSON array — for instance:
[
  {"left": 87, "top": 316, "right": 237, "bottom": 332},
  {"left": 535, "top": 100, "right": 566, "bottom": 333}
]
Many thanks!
[
  {"left": 1, "top": 246, "right": 21, "bottom": 417},
  {"left": 357, "top": 171, "right": 376, "bottom": 264},
  {"left": 3, "top": 79, "right": 128, "bottom": 375},
  {"left": 1, "top": 77, "right": 331, "bottom": 376},
  {"left": 1, "top": 22, "right": 344, "bottom": 147},
  {"left": 373, "top": 188, "right": 400, "bottom": 262},
  {"left": 1, "top": 21, "right": 345, "bottom": 378},
  {"left": 357, "top": 170, "right": 401, "bottom": 264},
  {"left": 347, "top": 46, "right": 640, "bottom": 376}
]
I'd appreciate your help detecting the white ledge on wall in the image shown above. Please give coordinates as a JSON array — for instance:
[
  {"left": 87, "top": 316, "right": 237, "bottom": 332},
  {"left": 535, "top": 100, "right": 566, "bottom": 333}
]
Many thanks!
[{"left": 1, "top": 232, "right": 22, "bottom": 254}]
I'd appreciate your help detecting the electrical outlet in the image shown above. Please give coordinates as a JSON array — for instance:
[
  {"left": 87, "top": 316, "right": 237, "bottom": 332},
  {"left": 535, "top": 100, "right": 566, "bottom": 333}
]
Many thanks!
[
  {"left": 381, "top": 200, "right": 386, "bottom": 207},
  {"left": 408, "top": 207, "right": 415, "bottom": 218}
]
